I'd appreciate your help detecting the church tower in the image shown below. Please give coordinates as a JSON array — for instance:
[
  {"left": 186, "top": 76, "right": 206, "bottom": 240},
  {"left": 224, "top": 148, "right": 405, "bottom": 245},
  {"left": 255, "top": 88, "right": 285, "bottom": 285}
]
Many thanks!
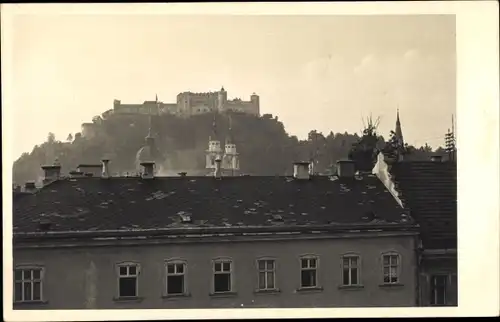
[
  {"left": 206, "top": 114, "right": 223, "bottom": 171},
  {"left": 136, "top": 94, "right": 163, "bottom": 173},
  {"left": 223, "top": 115, "right": 240, "bottom": 176}
]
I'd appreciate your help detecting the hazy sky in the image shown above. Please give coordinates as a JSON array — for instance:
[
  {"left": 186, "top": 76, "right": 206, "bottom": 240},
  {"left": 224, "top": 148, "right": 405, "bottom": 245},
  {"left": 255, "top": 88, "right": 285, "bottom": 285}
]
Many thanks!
[{"left": 7, "top": 13, "right": 455, "bottom": 160}]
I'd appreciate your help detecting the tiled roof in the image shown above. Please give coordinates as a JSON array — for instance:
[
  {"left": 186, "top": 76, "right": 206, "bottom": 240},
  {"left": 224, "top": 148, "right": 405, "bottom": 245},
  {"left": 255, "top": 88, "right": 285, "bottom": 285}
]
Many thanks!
[
  {"left": 12, "top": 174, "right": 411, "bottom": 237},
  {"left": 390, "top": 161, "right": 457, "bottom": 249}
]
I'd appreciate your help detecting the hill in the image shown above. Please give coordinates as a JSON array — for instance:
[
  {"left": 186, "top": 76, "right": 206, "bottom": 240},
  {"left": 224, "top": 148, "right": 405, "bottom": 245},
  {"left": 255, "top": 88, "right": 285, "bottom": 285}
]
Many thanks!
[{"left": 12, "top": 111, "right": 440, "bottom": 185}]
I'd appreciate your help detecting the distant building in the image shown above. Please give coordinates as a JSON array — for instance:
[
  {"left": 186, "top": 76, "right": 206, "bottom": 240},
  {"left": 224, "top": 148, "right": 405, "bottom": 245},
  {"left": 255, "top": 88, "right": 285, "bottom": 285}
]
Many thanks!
[
  {"left": 112, "top": 86, "right": 260, "bottom": 118},
  {"left": 13, "top": 160, "right": 419, "bottom": 309},
  {"left": 205, "top": 114, "right": 240, "bottom": 176}
]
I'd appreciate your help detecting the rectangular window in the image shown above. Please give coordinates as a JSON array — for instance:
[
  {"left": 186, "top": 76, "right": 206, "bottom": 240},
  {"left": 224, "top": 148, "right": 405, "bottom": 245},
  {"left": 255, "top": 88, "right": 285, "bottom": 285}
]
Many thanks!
[
  {"left": 382, "top": 254, "right": 400, "bottom": 284},
  {"left": 342, "top": 256, "right": 360, "bottom": 286},
  {"left": 213, "top": 260, "right": 232, "bottom": 293},
  {"left": 14, "top": 268, "right": 43, "bottom": 302},
  {"left": 166, "top": 262, "right": 186, "bottom": 295},
  {"left": 300, "top": 257, "right": 318, "bottom": 288},
  {"left": 430, "top": 275, "right": 448, "bottom": 306},
  {"left": 257, "top": 259, "right": 276, "bottom": 290},
  {"left": 117, "top": 264, "right": 139, "bottom": 298}
]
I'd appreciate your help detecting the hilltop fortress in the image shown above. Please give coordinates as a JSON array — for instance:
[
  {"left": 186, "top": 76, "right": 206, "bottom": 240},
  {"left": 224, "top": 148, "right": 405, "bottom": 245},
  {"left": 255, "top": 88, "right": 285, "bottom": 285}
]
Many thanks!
[{"left": 114, "top": 86, "right": 259, "bottom": 117}]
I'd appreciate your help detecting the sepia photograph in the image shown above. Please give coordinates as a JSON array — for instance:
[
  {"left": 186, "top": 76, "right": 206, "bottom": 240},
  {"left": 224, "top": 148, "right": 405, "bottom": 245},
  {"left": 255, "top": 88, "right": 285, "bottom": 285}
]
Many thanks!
[{"left": 2, "top": 1, "right": 499, "bottom": 320}]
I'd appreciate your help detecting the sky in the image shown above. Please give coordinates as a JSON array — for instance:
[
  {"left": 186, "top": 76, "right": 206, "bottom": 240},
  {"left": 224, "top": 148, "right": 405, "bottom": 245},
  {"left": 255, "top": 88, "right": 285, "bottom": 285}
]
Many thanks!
[{"left": 6, "top": 12, "right": 456, "bottom": 160}]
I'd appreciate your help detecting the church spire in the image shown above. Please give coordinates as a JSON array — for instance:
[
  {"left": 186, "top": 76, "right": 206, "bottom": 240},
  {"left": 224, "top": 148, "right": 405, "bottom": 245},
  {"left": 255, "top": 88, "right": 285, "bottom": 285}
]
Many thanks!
[{"left": 395, "top": 108, "right": 404, "bottom": 146}]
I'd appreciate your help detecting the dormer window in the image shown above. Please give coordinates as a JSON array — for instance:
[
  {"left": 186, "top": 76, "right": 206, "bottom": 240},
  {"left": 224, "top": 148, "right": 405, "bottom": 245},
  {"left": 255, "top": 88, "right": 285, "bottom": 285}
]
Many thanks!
[{"left": 179, "top": 213, "right": 192, "bottom": 223}]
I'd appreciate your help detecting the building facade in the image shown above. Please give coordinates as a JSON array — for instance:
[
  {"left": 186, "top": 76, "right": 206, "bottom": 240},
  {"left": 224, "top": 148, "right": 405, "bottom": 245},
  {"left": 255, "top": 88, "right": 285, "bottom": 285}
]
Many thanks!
[{"left": 13, "top": 160, "right": 419, "bottom": 309}]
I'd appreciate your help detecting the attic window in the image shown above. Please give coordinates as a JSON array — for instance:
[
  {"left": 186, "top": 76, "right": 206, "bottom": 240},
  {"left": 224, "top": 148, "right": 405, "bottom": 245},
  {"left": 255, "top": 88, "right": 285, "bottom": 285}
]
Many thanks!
[{"left": 179, "top": 214, "right": 192, "bottom": 223}]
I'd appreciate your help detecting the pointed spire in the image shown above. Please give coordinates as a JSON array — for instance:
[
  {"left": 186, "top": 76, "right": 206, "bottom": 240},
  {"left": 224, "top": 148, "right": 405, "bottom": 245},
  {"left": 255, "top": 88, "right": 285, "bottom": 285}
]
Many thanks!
[{"left": 395, "top": 107, "right": 404, "bottom": 146}]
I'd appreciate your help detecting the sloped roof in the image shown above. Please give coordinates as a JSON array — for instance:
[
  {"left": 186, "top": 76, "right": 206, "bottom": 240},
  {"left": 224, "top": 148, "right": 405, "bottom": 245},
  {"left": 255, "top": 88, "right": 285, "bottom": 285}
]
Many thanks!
[
  {"left": 390, "top": 161, "right": 457, "bottom": 249},
  {"left": 12, "top": 174, "right": 411, "bottom": 238}
]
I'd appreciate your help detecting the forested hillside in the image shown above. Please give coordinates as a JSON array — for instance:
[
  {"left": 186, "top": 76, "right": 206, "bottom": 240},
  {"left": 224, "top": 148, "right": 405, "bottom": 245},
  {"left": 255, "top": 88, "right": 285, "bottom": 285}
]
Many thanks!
[{"left": 12, "top": 111, "right": 442, "bottom": 185}]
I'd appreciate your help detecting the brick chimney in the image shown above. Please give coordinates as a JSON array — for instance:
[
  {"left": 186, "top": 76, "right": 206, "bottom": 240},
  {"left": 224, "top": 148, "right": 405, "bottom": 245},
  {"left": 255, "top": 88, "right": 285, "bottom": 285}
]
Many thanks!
[
  {"left": 141, "top": 161, "right": 155, "bottom": 179},
  {"left": 293, "top": 161, "right": 310, "bottom": 180},
  {"left": 41, "top": 165, "right": 61, "bottom": 184},
  {"left": 24, "top": 181, "right": 37, "bottom": 193},
  {"left": 336, "top": 159, "right": 356, "bottom": 178},
  {"left": 101, "top": 159, "right": 110, "bottom": 178},
  {"left": 214, "top": 158, "right": 222, "bottom": 179}
]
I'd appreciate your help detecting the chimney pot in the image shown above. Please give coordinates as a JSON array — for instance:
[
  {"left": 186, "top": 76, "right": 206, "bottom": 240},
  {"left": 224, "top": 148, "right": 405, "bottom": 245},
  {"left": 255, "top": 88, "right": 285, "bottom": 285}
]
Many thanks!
[
  {"left": 41, "top": 165, "right": 61, "bottom": 184},
  {"left": 336, "top": 159, "right": 356, "bottom": 178},
  {"left": 102, "top": 159, "right": 110, "bottom": 178},
  {"left": 214, "top": 158, "right": 222, "bottom": 178},
  {"left": 293, "top": 161, "right": 311, "bottom": 180},
  {"left": 140, "top": 161, "right": 155, "bottom": 179}
]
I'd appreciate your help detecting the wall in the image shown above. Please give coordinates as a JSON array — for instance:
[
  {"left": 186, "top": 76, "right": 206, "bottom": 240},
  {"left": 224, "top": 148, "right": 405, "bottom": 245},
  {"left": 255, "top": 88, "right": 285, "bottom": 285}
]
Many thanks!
[{"left": 13, "top": 234, "right": 417, "bottom": 309}]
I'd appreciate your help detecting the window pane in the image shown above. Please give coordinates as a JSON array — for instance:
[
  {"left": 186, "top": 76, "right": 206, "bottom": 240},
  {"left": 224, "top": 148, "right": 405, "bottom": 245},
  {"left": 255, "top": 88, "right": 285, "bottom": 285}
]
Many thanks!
[
  {"left": 23, "top": 270, "right": 32, "bottom": 280},
  {"left": 214, "top": 273, "right": 231, "bottom": 293},
  {"left": 24, "top": 282, "right": 32, "bottom": 301},
  {"left": 176, "top": 263, "right": 184, "bottom": 274},
  {"left": 119, "top": 277, "right": 137, "bottom": 297},
  {"left": 343, "top": 268, "right": 350, "bottom": 285},
  {"left": 167, "top": 275, "right": 184, "bottom": 294},
  {"left": 383, "top": 256, "right": 389, "bottom": 266},
  {"left": 301, "top": 259, "right": 307, "bottom": 268},
  {"left": 342, "top": 258, "right": 349, "bottom": 267},
  {"left": 15, "top": 282, "right": 22, "bottom": 301},
  {"left": 167, "top": 264, "right": 175, "bottom": 274},
  {"left": 266, "top": 260, "right": 274, "bottom": 270},
  {"left": 119, "top": 266, "right": 127, "bottom": 275},
  {"left": 351, "top": 257, "right": 358, "bottom": 266},
  {"left": 15, "top": 270, "right": 22, "bottom": 281},
  {"left": 309, "top": 258, "right": 317, "bottom": 268},
  {"left": 301, "top": 270, "right": 316, "bottom": 287},
  {"left": 258, "top": 272, "right": 266, "bottom": 289},
  {"left": 222, "top": 262, "right": 231, "bottom": 272},
  {"left": 214, "top": 262, "right": 221, "bottom": 272},
  {"left": 392, "top": 255, "right": 399, "bottom": 266},
  {"left": 258, "top": 261, "right": 265, "bottom": 271},
  {"left": 351, "top": 268, "right": 358, "bottom": 285},
  {"left": 32, "top": 269, "right": 41, "bottom": 279},
  {"left": 33, "top": 282, "right": 41, "bottom": 301},
  {"left": 266, "top": 272, "right": 275, "bottom": 289},
  {"left": 129, "top": 266, "right": 137, "bottom": 275}
]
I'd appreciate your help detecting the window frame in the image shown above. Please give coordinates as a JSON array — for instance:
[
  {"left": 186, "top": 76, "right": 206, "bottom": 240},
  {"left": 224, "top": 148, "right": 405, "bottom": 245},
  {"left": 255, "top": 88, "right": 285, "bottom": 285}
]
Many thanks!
[
  {"left": 212, "top": 257, "right": 234, "bottom": 294},
  {"left": 115, "top": 261, "right": 141, "bottom": 299},
  {"left": 430, "top": 274, "right": 449, "bottom": 306},
  {"left": 381, "top": 251, "right": 402, "bottom": 285},
  {"left": 164, "top": 259, "right": 188, "bottom": 297},
  {"left": 299, "top": 255, "right": 320, "bottom": 289},
  {"left": 341, "top": 253, "right": 362, "bottom": 286},
  {"left": 13, "top": 265, "right": 45, "bottom": 303},
  {"left": 256, "top": 257, "right": 278, "bottom": 291}
]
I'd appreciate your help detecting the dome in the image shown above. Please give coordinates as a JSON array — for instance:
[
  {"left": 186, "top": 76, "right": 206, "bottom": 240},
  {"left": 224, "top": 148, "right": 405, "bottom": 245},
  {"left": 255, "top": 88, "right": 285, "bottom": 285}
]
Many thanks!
[{"left": 136, "top": 146, "right": 153, "bottom": 163}]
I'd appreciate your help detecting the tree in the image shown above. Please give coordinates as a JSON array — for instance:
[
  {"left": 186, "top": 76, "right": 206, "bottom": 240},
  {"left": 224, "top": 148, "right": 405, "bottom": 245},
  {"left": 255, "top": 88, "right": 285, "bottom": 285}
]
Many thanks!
[{"left": 67, "top": 133, "right": 73, "bottom": 142}]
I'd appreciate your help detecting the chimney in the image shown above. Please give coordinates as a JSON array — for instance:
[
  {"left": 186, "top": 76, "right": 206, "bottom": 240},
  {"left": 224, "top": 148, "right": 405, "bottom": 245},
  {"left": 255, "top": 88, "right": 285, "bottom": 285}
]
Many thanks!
[
  {"left": 178, "top": 172, "right": 187, "bottom": 177},
  {"left": 431, "top": 155, "right": 443, "bottom": 162},
  {"left": 214, "top": 158, "right": 222, "bottom": 178},
  {"left": 77, "top": 164, "right": 102, "bottom": 177},
  {"left": 41, "top": 165, "right": 61, "bottom": 184},
  {"left": 69, "top": 170, "right": 84, "bottom": 178},
  {"left": 140, "top": 161, "right": 155, "bottom": 179},
  {"left": 336, "top": 159, "right": 356, "bottom": 178},
  {"left": 309, "top": 162, "right": 315, "bottom": 176},
  {"left": 102, "top": 159, "right": 110, "bottom": 178},
  {"left": 293, "top": 161, "right": 311, "bottom": 180},
  {"left": 13, "top": 185, "right": 21, "bottom": 193},
  {"left": 24, "top": 181, "right": 37, "bottom": 193}
]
